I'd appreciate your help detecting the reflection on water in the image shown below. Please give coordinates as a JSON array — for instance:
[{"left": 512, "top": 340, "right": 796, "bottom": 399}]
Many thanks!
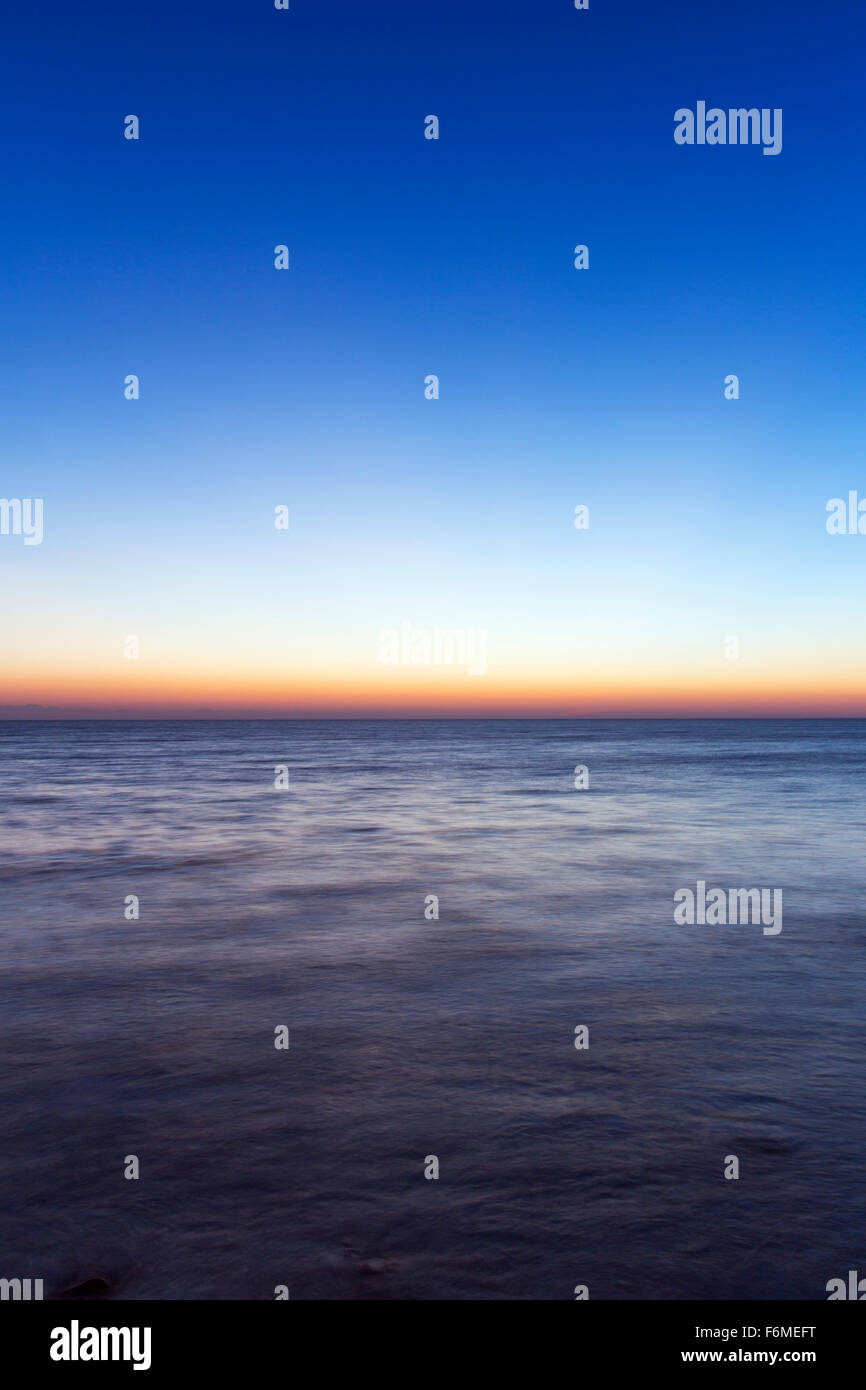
[{"left": 1, "top": 718, "right": 864, "bottom": 1299}]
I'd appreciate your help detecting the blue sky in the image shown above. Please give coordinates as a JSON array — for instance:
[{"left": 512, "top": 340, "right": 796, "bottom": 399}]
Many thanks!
[{"left": 1, "top": 0, "right": 864, "bottom": 713}]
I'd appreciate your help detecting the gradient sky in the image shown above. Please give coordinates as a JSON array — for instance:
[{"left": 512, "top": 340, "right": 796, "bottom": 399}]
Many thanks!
[{"left": 1, "top": 0, "right": 864, "bottom": 716}]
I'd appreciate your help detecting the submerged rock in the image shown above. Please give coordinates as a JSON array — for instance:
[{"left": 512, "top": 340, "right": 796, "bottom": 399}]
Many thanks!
[{"left": 58, "top": 1276, "right": 114, "bottom": 1298}]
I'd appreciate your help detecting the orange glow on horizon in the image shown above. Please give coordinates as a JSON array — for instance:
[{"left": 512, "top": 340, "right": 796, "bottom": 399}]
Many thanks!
[{"left": 2, "top": 662, "right": 865, "bottom": 718}]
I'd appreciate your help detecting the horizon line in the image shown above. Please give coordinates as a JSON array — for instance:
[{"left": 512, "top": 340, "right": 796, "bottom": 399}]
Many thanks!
[{"left": 1, "top": 710, "right": 865, "bottom": 723}]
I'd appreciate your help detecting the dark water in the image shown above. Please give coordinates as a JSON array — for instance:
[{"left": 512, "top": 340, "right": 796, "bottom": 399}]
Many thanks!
[{"left": 1, "top": 718, "right": 864, "bottom": 1300}]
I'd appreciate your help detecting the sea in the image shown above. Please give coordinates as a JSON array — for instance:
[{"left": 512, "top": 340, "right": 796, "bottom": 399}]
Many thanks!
[{"left": 0, "top": 718, "right": 864, "bottom": 1300}]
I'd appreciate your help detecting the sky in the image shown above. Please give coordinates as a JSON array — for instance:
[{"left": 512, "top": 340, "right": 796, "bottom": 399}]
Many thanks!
[{"left": 1, "top": 0, "right": 864, "bottom": 717}]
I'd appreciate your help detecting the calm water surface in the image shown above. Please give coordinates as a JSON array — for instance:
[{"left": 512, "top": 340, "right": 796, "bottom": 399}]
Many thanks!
[{"left": 0, "top": 719, "right": 864, "bottom": 1299}]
